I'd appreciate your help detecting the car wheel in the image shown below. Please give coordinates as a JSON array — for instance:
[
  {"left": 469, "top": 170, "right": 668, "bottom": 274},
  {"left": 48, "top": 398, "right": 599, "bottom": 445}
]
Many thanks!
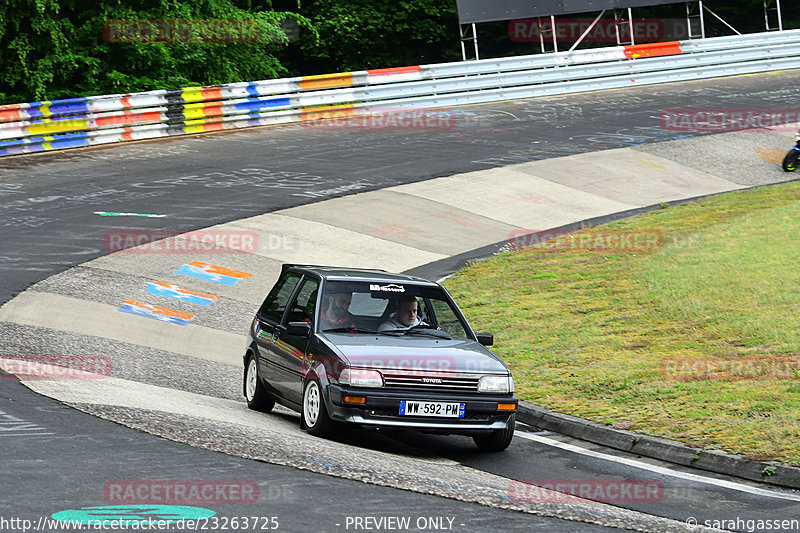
[
  {"left": 244, "top": 355, "right": 275, "bottom": 412},
  {"left": 783, "top": 149, "right": 799, "bottom": 172},
  {"left": 302, "top": 379, "right": 333, "bottom": 437},
  {"left": 473, "top": 415, "right": 515, "bottom": 452}
]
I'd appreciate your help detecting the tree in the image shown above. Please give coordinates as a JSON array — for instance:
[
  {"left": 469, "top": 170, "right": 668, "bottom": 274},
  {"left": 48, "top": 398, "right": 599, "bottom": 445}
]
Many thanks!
[
  {"left": 277, "top": 0, "right": 460, "bottom": 75},
  {"left": 0, "top": 0, "right": 312, "bottom": 103}
]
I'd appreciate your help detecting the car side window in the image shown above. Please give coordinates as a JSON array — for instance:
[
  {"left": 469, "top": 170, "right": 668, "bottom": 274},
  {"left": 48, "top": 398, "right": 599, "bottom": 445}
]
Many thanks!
[
  {"left": 430, "top": 299, "right": 468, "bottom": 340},
  {"left": 257, "top": 272, "right": 302, "bottom": 323},
  {"left": 284, "top": 278, "right": 319, "bottom": 325}
]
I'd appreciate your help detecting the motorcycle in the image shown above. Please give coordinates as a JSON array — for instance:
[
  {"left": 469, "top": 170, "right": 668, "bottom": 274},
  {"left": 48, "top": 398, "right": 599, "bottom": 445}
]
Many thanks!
[{"left": 782, "top": 131, "right": 800, "bottom": 172}]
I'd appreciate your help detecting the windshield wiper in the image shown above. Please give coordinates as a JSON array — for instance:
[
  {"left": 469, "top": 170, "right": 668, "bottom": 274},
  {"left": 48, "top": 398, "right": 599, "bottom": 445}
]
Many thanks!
[
  {"left": 405, "top": 328, "right": 452, "bottom": 340},
  {"left": 322, "top": 327, "right": 380, "bottom": 334},
  {"left": 380, "top": 325, "right": 453, "bottom": 339}
]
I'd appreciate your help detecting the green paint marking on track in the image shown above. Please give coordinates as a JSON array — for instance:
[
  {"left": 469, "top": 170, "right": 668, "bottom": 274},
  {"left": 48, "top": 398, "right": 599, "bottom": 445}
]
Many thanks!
[
  {"left": 94, "top": 211, "right": 167, "bottom": 218},
  {"left": 52, "top": 505, "right": 215, "bottom": 525}
]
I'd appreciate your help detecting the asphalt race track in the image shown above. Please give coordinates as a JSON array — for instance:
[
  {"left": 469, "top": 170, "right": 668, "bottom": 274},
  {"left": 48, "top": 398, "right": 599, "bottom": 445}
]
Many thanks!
[{"left": 2, "top": 70, "right": 800, "bottom": 532}]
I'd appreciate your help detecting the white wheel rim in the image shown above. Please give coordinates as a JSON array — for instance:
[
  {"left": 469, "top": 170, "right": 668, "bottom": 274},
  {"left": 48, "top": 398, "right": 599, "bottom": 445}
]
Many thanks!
[
  {"left": 246, "top": 359, "right": 257, "bottom": 401},
  {"left": 304, "top": 382, "right": 320, "bottom": 426}
]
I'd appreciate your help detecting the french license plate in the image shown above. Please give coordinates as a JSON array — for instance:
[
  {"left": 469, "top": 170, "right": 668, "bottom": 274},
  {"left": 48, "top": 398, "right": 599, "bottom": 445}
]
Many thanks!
[{"left": 399, "top": 400, "right": 465, "bottom": 418}]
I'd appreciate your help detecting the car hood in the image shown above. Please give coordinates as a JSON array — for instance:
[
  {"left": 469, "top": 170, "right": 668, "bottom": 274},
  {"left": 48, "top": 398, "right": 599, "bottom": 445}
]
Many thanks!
[{"left": 319, "top": 333, "right": 510, "bottom": 374}]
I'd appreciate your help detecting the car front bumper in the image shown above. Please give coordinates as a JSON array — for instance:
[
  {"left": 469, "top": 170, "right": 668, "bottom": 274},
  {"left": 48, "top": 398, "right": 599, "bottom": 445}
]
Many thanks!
[{"left": 326, "top": 384, "right": 517, "bottom": 434}]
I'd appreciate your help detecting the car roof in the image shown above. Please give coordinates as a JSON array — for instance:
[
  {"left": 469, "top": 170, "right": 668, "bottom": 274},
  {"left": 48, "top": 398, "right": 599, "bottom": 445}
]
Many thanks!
[{"left": 282, "top": 264, "right": 438, "bottom": 285}]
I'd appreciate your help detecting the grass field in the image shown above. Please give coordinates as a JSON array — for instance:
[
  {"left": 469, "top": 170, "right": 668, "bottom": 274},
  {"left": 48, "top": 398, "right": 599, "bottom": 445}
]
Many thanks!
[{"left": 444, "top": 180, "right": 800, "bottom": 465}]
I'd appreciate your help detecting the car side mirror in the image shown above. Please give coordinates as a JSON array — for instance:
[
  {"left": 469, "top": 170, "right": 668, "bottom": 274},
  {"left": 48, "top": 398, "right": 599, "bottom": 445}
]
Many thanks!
[
  {"left": 475, "top": 331, "right": 493, "bottom": 346},
  {"left": 287, "top": 321, "right": 312, "bottom": 337}
]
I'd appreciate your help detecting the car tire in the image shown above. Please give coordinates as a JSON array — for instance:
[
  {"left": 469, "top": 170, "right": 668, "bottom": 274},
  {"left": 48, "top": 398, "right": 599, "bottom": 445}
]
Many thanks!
[
  {"left": 244, "top": 354, "right": 275, "bottom": 412},
  {"left": 302, "top": 379, "right": 333, "bottom": 437},
  {"left": 783, "top": 149, "right": 799, "bottom": 172},
  {"left": 473, "top": 415, "right": 515, "bottom": 452}
]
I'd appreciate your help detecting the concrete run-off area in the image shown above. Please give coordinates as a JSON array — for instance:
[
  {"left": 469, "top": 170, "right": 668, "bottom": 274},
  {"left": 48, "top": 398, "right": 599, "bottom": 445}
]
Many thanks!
[{"left": 0, "top": 96, "right": 797, "bottom": 527}]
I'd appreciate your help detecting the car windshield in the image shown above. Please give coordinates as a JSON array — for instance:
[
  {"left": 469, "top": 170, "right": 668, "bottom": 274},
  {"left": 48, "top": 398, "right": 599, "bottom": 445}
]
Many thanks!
[{"left": 318, "top": 281, "right": 471, "bottom": 340}]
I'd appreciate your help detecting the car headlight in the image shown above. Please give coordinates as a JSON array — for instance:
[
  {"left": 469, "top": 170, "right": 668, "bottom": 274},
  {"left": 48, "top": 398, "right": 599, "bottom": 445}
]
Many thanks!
[
  {"left": 478, "top": 374, "right": 513, "bottom": 394},
  {"left": 339, "top": 368, "right": 384, "bottom": 388}
]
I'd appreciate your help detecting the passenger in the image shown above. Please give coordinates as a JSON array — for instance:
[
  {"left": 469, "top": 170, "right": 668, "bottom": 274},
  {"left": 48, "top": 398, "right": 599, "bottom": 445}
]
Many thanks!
[{"left": 379, "top": 295, "right": 423, "bottom": 331}]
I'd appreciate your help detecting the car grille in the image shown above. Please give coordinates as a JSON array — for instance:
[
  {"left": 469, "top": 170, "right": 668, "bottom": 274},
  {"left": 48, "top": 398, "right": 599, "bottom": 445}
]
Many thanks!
[{"left": 382, "top": 372, "right": 480, "bottom": 393}]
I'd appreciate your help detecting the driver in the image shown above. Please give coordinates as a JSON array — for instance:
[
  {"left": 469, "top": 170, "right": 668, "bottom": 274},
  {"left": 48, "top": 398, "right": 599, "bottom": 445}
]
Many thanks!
[
  {"left": 320, "top": 289, "right": 357, "bottom": 331},
  {"left": 378, "top": 295, "right": 423, "bottom": 331}
]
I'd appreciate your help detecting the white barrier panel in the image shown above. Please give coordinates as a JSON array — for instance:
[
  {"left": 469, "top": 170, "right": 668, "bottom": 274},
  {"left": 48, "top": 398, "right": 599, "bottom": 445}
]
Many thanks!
[{"left": 1, "top": 29, "right": 799, "bottom": 156}]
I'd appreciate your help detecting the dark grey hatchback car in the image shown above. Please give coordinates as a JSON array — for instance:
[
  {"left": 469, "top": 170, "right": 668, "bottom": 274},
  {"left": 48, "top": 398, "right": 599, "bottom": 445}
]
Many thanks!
[{"left": 243, "top": 264, "right": 518, "bottom": 451}]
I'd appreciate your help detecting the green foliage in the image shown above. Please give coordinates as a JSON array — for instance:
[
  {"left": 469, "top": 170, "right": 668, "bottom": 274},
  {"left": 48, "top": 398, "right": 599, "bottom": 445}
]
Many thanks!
[
  {"left": 0, "top": 0, "right": 312, "bottom": 103},
  {"left": 2, "top": 0, "right": 798, "bottom": 104},
  {"left": 443, "top": 180, "right": 800, "bottom": 465},
  {"left": 0, "top": 0, "right": 459, "bottom": 103},
  {"left": 279, "top": 0, "right": 460, "bottom": 74}
]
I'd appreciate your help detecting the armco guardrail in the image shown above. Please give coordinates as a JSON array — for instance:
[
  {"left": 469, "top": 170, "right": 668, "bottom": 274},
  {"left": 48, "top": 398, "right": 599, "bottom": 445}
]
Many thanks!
[{"left": 2, "top": 29, "right": 800, "bottom": 157}]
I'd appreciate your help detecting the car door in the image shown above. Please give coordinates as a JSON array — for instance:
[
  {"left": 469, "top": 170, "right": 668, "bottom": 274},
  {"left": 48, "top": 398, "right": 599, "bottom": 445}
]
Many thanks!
[
  {"left": 271, "top": 276, "right": 319, "bottom": 406},
  {"left": 254, "top": 271, "right": 303, "bottom": 399}
]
